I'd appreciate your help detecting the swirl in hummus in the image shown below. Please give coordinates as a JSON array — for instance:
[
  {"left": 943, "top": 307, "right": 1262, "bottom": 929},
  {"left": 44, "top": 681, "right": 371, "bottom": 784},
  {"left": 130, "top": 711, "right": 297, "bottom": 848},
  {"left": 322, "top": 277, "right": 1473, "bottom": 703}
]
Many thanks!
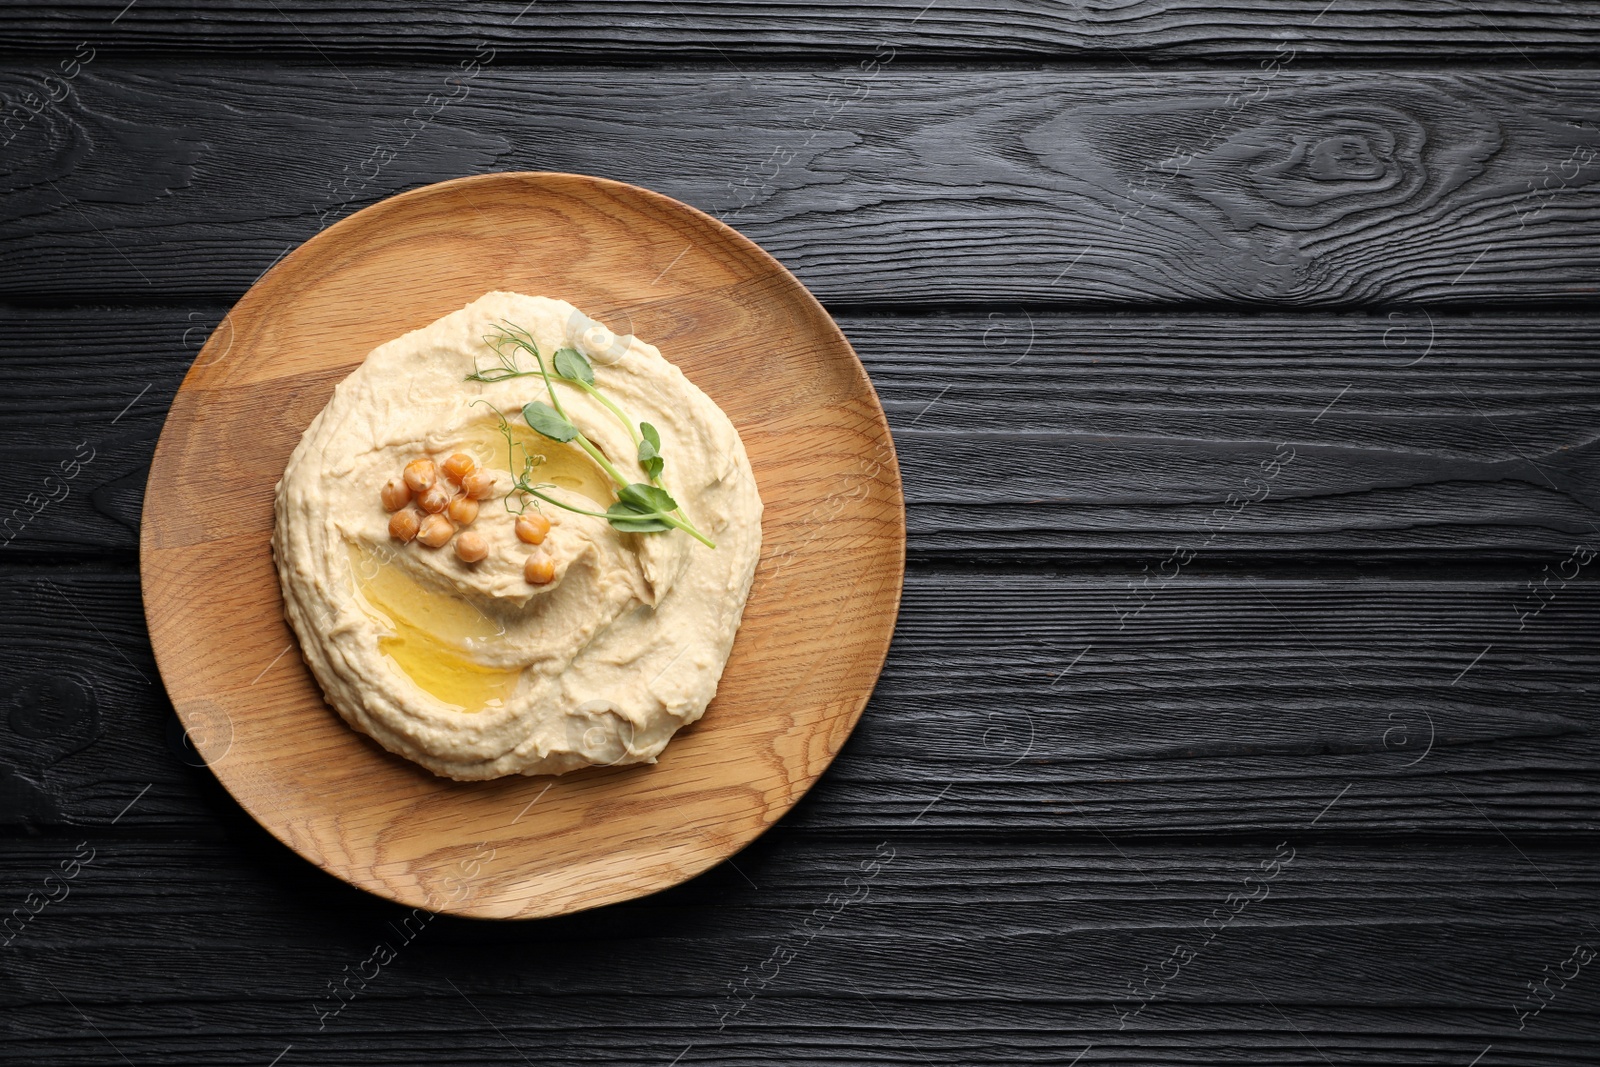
[{"left": 272, "top": 292, "right": 762, "bottom": 779}]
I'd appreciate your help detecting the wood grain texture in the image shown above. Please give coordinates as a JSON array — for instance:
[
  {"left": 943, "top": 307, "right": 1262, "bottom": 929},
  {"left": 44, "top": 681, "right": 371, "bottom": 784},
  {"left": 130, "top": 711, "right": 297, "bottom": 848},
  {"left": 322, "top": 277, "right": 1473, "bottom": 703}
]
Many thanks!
[
  {"left": 4, "top": 8, "right": 1599, "bottom": 1065},
  {"left": 2, "top": 835, "right": 1597, "bottom": 1065},
  {"left": 11, "top": 565, "right": 1598, "bottom": 837},
  {"left": 2, "top": 1, "right": 1597, "bottom": 59},
  {"left": 5, "top": 66, "right": 1600, "bottom": 306},
  {"left": 6, "top": 307, "right": 1598, "bottom": 560},
  {"left": 137, "top": 173, "right": 905, "bottom": 917}
]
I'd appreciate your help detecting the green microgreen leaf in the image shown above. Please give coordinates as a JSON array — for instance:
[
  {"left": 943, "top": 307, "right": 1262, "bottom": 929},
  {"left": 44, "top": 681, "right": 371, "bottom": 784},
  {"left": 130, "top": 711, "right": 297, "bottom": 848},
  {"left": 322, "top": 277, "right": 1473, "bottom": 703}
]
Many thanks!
[
  {"left": 637, "top": 434, "right": 664, "bottom": 480},
  {"left": 521, "top": 400, "right": 578, "bottom": 443},
  {"left": 618, "top": 482, "right": 677, "bottom": 514},
  {"left": 553, "top": 346, "right": 595, "bottom": 385},
  {"left": 640, "top": 422, "right": 661, "bottom": 450},
  {"left": 605, "top": 501, "right": 673, "bottom": 533}
]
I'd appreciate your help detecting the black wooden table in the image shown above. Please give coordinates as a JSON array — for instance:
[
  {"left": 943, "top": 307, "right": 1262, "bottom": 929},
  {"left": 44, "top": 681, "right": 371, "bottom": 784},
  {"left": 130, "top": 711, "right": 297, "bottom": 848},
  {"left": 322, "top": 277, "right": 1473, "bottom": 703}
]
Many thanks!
[{"left": 4, "top": 3, "right": 1600, "bottom": 1064}]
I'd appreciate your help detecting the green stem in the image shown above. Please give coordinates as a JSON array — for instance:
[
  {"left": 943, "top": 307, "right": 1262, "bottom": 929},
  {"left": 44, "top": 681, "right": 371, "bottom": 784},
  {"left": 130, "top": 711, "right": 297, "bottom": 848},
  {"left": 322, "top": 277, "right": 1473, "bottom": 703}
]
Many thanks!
[
  {"left": 494, "top": 325, "right": 571, "bottom": 422},
  {"left": 570, "top": 380, "right": 639, "bottom": 447},
  {"left": 523, "top": 488, "right": 610, "bottom": 519},
  {"left": 571, "top": 432, "right": 706, "bottom": 542},
  {"left": 565, "top": 432, "right": 712, "bottom": 548},
  {"left": 663, "top": 514, "right": 717, "bottom": 549},
  {"left": 524, "top": 487, "right": 716, "bottom": 548},
  {"left": 573, "top": 433, "right": 629, "bottom": 487},
  {"left": 485, "top": 336, "right": 635, "bottom": 448}
]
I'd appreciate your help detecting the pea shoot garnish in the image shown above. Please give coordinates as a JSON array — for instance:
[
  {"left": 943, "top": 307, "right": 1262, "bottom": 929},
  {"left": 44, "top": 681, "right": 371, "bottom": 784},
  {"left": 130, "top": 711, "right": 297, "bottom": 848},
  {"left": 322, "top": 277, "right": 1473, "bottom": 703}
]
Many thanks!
[{"left": 467, "top": 323, "right": 715, "bottom": 549}]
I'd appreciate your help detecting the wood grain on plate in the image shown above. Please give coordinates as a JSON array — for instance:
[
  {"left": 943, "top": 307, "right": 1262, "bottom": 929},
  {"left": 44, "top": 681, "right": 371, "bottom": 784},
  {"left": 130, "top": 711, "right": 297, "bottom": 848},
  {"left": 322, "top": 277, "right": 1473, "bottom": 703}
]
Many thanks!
[
  {"left": 7, "top": 67, "right": 1600, "bottom": 307},
  {"left": 137, "top": 172, "right": 905, "bottom": 919}
]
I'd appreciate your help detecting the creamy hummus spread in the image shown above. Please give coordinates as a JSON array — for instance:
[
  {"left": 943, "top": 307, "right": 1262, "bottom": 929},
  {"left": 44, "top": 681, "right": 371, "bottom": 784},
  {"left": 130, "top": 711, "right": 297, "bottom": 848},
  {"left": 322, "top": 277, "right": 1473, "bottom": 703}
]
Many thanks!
[{"left": 272, "top": 292, "right": 762, "bottom": 779}]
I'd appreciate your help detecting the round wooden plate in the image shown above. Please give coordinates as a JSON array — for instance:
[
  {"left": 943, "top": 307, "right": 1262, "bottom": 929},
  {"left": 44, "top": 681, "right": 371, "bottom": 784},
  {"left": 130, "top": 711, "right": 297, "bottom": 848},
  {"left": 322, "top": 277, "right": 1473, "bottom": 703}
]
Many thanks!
[{"left": 140, "top": 172, "right": 904, "bottom": 919}]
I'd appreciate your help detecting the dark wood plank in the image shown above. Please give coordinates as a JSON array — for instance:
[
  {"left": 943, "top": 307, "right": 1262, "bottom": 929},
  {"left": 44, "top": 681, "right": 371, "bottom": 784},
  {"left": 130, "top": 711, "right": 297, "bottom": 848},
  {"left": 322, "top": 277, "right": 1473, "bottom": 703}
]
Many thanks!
[
  {"left": 2, "top": 1, "right": 1596, "bottom": 60},
  {"left": 5, "top": 307, "right": 1598, "bottom": 560},
  {"left": 2, "top": 835, "right": 1597, "bottom": 1065},
  {"left": 5, "top": 564, "right": 1596, "bottom": 836},
  {"left": 4, "top": 66, "right": 1599, "bottom": 306},
  {"left": 882, "top": 313, "right": 1600, "bottom": 559},
  {"left": 1, "top": 13, "right": 1593, "bottom": 1067}
]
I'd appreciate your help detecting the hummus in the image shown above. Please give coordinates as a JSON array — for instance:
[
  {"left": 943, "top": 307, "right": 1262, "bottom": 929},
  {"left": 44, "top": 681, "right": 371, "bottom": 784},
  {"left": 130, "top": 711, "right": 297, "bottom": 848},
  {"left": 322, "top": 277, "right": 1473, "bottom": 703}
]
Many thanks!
[{"left": 272, "top": 292, "right": 762, "bottom": 779}]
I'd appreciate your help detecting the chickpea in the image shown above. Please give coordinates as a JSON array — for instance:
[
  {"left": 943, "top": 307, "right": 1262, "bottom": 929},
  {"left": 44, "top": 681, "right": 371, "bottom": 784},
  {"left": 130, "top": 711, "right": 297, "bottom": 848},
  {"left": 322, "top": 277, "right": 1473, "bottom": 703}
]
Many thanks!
[
  {"left": 388, "top": 507, "right": 421, "bottom": 543},
  {"left": 524, "top": 551, "right": 555, "bottom": 585},
  {"left": 461, "top": 469, "right": 496, "bottom": 499},
  {"left": 417, "top": 483, "right": 451, "bottom": 514},
  {"left": 402, "top": 457, "right": 438, "bottom": 493},
  {"left": 515, "top": 512, "right": 551, "bottom": 545},
  {"left": 380, "top": 477, "right": 412, "bottom": 512},
  {"left": 416, "top": 513, "right": 455, "bottom": 548},
  {"left": 455, "top": 531, "right": 489, "bottom": 564},
  {"left": 441, "top": 452, "right": 476, "bottom": 486},
  {"left": 446, "top": 495, "right": 479, "bottom": 525}
]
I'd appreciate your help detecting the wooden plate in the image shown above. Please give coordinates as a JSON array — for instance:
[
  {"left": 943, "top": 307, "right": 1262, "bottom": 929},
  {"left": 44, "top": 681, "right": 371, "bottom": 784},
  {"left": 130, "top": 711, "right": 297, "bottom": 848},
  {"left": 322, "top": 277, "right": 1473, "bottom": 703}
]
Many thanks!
[{"left": 140, "top": 172, "right": 904, "bottom": 919}]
